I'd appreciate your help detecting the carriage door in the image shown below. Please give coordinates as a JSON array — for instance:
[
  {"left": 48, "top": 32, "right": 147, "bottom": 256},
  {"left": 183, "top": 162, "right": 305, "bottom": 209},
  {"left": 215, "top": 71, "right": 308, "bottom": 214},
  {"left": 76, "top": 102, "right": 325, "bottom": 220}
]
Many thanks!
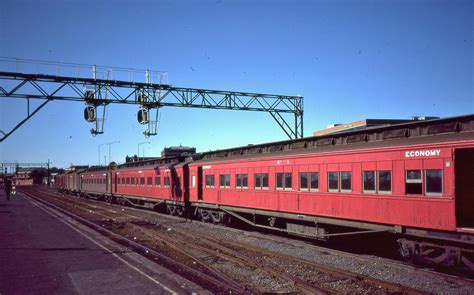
[
  {"left": 455, "top": 148, "right": 474, "bottom": 228},
  {"left": 107, "top": 172, "right": 112, "bottom": 194},
  {"left": 113, "top": 172, "right": 117, "bottom": 193},
  {"left": 198, "top": 167, "right": 203, "bottom": 200}
]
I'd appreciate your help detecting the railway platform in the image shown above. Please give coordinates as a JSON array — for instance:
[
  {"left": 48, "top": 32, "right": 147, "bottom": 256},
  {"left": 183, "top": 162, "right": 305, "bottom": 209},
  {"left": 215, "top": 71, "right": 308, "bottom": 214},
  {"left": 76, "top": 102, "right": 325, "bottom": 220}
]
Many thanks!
[{"left": 0, "top": 190, "right": 206, "bottom": 295}]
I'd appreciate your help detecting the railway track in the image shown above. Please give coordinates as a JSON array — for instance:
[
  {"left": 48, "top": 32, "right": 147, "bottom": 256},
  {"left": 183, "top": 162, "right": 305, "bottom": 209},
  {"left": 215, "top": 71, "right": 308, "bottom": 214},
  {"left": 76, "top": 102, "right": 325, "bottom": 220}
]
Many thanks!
[{"left": 19, "top": 186, "right": 442, "bottom": 294}]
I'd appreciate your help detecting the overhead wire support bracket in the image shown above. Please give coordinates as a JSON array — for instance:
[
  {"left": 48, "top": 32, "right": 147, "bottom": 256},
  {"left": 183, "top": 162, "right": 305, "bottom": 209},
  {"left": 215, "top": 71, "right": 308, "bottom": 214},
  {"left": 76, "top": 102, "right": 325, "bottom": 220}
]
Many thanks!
[{"left": 0, "top": 67, "right": 304, "bottom": 140}]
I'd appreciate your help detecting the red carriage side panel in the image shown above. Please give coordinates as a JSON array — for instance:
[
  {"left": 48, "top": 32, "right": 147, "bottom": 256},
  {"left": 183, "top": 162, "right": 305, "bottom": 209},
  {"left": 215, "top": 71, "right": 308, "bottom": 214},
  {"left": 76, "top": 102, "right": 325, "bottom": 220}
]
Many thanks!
[{"left": 190, "top": 143, "right": 459, "bottom": 231}]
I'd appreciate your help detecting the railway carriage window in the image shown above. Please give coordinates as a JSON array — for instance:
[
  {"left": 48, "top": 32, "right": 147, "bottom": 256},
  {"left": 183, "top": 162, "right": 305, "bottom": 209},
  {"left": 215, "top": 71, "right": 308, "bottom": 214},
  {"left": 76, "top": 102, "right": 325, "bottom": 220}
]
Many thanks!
[
  {"left": 262, "top": 173, "right": 268, "bottom": 189},
  {"left": 276, "top": 173, "right": 292, "bottom": 190},
  {"left": 147, "top": 177, "right": 152, "bottom": 186},
  {"left": 155, "top": 177, "right": 161, "bottom": 187},
  {"left": 131, "top": 178, "right": 135, "bottom": 185},
  {"left": 136, "top": 178, "right": 139, "bottom": 186},
  {"left": 127, "top": 177, "right": 130, "bottom": 185},
  {"left": 164, "top": 176, "right": 170, "bottom": 187},
  {"left": 328, "top": 172, "right": 339, "bottom": 192},
  {"left": 406, "top": 170, "right": 422, "bottom": 195},
  {"left": 220, "top": 174, "right": 230, "bottom": 188},
  {"left": 205, "top": 175, "right": 215, "bottom": 188},
  {"left": 225, "top": 174, "right": 230, "bottom": 187},
  {"left": 255, "top": 173, "right": 262, "bottom": 189},
  {"left": 425, "top": 170, "right": 442, "bottom": 195},
  {"left": 284, "top": 173, "right": 292, "bottom": 190},
  {"left": 255, "top": 173, "right": 269, "bottom": 189},
  {"left": 276, "top": 173, "right": 283, "bottom": 190},
  {"left": 242, "top": 174, "right": 248, "bottom": 188},
  {"left": 299, "top": 172, "right": 308, "bottom": 190},
  {"left": 340, "top": 172, "right": 352, "bottom": 191},
  {"left": 378, "top": 171, "right": 391, "bottom": 193},
  {"left": 140, "top": 177, "right": 145, "bottom": 186},
  {"left": 310, "top": 172, "right": 319, "bottom": 191},
  {"left": 236, "top": 174, "right": 248, "bottom": 189},
  {"left": 363, "top": 171, "right": 376, "bottom": 193}
]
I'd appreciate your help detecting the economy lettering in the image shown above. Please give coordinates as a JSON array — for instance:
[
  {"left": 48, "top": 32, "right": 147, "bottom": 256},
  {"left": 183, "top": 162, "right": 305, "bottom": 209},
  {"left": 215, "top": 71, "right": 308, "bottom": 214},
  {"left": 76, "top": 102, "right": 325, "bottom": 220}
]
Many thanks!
[{"left": 405, "top": 149, "right": 441, "bottom": 158}]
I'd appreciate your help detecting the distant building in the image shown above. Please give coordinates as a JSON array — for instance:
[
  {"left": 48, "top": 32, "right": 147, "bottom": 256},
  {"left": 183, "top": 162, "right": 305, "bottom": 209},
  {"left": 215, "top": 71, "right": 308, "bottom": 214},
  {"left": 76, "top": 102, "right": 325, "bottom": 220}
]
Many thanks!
[
  {"left": 313, "top": 117, "right": 439, "bottom": 136},
  {"left": 124, "top": 146, "right": 196, "bottom": 163},
  {"left": 161, "top": 146, "right": 196, "bottom": 157},
  {"left": 125, "top": 155, "right": 159, "bottom": 163},
  {"left": 13, "top": 167, "right": 44, "bottom": 186},
  {"left": 66, "top": 165, "right": 89, "bottom": 171}
]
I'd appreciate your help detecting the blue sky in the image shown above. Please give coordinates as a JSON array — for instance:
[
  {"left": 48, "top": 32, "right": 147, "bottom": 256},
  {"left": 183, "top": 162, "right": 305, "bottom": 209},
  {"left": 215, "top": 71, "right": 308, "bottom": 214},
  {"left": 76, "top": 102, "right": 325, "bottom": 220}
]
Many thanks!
[{"left": 1, "top": 0, "right": 473, "bottom": 168}]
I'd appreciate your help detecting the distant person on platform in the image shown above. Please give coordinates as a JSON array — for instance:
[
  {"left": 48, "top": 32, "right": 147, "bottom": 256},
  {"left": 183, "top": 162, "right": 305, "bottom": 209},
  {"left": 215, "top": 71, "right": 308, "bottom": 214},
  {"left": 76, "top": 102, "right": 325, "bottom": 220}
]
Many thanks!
[{"left": 4, "top": 179, "right": 12, "bottom": 201}]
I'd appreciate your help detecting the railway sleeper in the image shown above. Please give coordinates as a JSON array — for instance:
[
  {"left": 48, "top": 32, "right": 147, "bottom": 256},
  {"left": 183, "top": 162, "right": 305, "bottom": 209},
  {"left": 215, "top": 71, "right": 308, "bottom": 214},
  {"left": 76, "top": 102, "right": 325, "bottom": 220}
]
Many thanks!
[{"left": 398, "top": 238, "right": 474, "bottom": 273}]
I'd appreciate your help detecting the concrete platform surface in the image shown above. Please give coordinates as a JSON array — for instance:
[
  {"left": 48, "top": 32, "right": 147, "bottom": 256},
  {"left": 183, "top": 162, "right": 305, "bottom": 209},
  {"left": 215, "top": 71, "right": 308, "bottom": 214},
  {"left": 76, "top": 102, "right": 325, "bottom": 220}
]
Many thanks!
[{"left": 0, "top": 190, "right": 207, "bottom": 295}]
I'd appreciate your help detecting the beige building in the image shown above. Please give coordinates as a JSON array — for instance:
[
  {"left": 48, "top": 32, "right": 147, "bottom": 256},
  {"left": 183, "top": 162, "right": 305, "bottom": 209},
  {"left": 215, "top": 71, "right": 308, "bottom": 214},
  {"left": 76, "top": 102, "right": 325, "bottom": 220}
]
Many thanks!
[{"left": 313, "top": 117, "right": 438, "bottom": 137}]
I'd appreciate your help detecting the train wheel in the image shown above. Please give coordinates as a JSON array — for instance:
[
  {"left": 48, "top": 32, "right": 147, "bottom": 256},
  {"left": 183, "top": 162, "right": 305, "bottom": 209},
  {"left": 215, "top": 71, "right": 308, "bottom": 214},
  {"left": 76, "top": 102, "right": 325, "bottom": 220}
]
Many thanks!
[
  {"left": 175, "top": 206, "right": 184, "bottom": 217},
  {"left": 211, "top": 211, "right": 221, "bottom": 224},
  {"left": 268, "top": 217, "right": 277, "bottom": 227},
  {"left": 200, "top": 210, "right": 211, "bottom": 223},
  {"left": 167, "top": 205, "right": 176, "bottom": 216},
  {"left": 399, "top": 239, "right": 421, "bottom": 265}
]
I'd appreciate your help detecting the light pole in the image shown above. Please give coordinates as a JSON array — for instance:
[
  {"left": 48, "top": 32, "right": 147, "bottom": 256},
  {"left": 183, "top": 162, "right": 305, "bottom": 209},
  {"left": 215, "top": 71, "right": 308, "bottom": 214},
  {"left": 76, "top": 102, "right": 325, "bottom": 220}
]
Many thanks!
[
  {"left": 98, "top": 143, "right": 107, "bottom": 166},
  {"left": 138, "top": 141, "right": 151, "bottom": 160},
  {"left": 106, "top": 141, "right": 120, "bottom": 165}
]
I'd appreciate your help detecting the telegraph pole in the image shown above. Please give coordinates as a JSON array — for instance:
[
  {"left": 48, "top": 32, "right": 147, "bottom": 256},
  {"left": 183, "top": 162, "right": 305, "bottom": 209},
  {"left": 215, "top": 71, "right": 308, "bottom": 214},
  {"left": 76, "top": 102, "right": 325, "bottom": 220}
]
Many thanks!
[{"left": 47, "top": 159, "right": 50, "bottom": 186}]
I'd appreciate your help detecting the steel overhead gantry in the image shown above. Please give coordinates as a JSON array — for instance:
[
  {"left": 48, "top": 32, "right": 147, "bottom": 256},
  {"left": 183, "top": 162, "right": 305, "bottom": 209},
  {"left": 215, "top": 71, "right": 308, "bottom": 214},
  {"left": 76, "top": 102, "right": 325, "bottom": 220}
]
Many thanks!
[{"left": 0, "top": 71, "right": 304, "bottom": 142}]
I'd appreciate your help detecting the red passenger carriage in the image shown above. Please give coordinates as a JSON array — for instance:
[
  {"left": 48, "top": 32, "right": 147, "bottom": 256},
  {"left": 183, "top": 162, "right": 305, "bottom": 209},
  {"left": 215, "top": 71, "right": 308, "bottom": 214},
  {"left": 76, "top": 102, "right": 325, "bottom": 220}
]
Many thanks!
[
  {"left": 56, "top": 114, "right": 474, "bottom": 271},
  {"left": 112, "top": 156, "right": 194, "bottom": 213}
]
